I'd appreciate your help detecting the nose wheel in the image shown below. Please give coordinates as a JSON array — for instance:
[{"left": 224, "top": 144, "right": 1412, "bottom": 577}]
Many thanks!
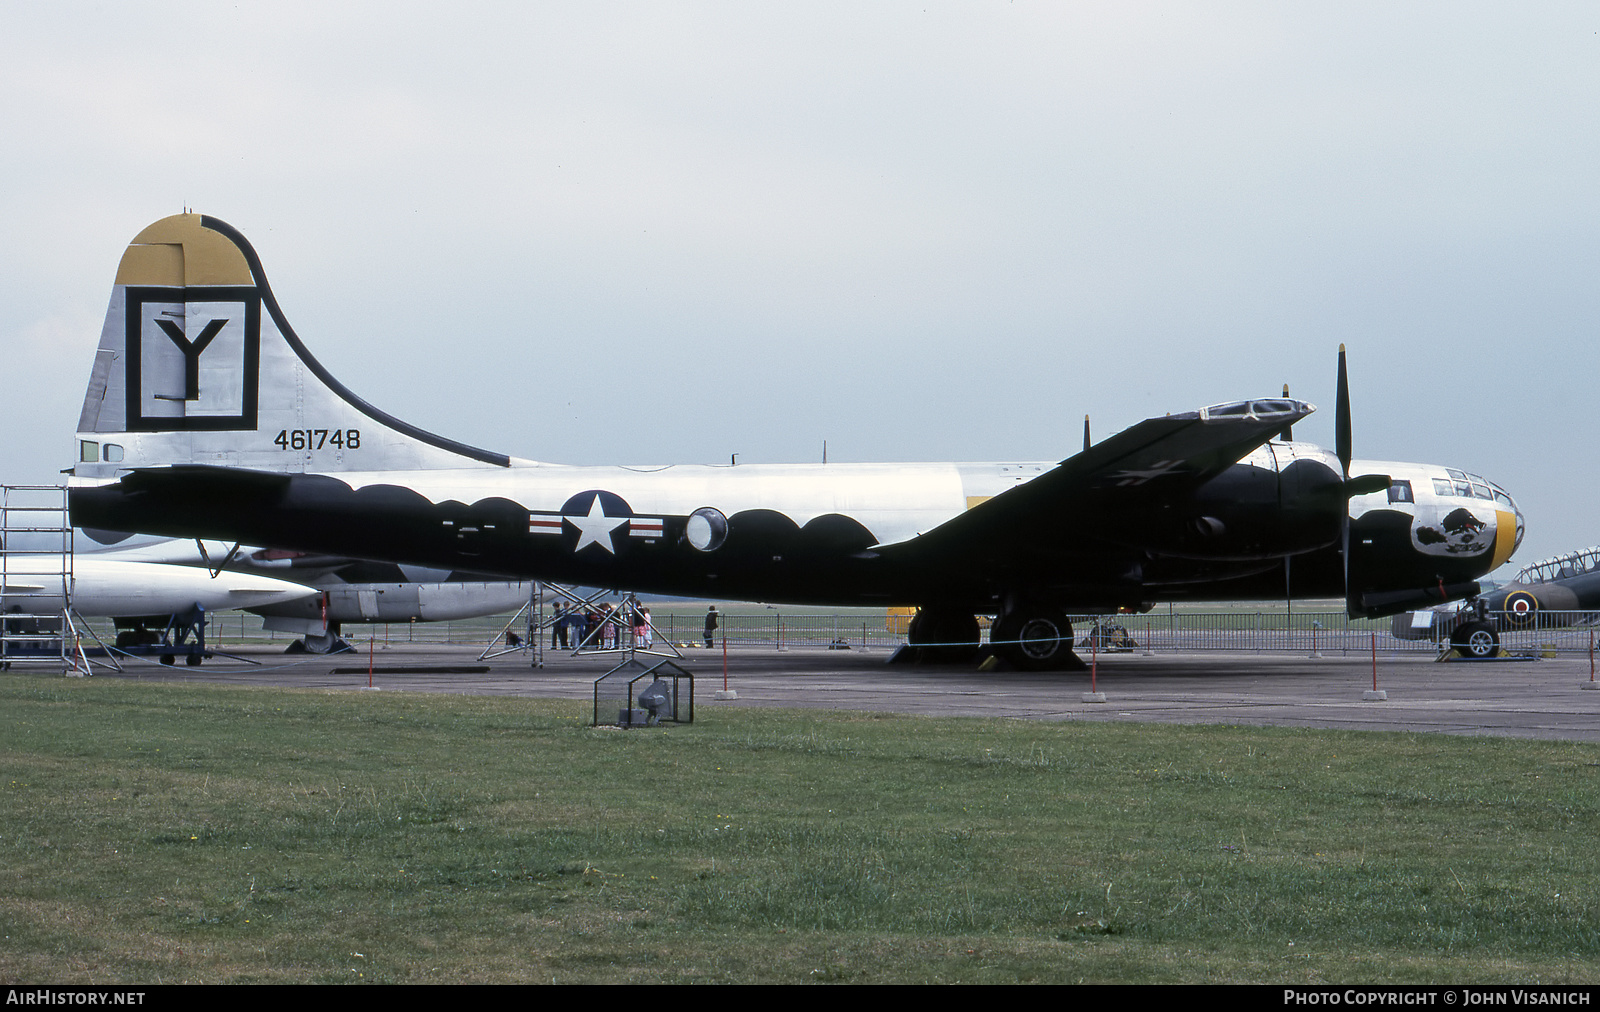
[{"left": 1450, "top": 620, "right": 1500, "bottom": 660}]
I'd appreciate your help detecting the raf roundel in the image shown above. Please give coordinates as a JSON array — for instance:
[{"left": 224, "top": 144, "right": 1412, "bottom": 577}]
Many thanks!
[{"left": 1504, "top": 591, "right": 1538, "bottom": 629}]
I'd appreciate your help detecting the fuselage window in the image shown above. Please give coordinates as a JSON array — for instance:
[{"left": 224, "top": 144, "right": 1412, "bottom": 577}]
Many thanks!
[
  {"left": 79, "top": 440, "right": 98, "bottom": 463},
  {"left": 1388, "top": 480, "right": 1414, "bottom": 504},
  {"left": 1433, "top": 478, "right": 1455, "bottom": 497}
]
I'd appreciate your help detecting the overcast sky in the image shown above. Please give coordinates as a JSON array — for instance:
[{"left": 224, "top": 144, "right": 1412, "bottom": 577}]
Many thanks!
[{"left": 3, "top": 2, "right": 1597, "bottom": 572}]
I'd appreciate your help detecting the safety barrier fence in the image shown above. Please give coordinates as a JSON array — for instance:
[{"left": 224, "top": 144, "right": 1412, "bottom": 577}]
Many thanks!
[
  {"left": 56, "top": 609, "right": 1600, "bottom": 658},
  {"left": 1072, "top": 612, "right": 1600, "bottom": 657}
]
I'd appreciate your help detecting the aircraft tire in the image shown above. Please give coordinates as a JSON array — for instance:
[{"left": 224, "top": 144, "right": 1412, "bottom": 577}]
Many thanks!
[
  {"left": 908, "top": 609, "right": 980, "bottom": 647},
  {"left": 906, "top": 608, "right": 980, "bottom": 663},
  {"left": 992, "top": 610, "right": 1074, "bottom": 671},
  {"left": 1451, "top": 621, "right": 1499, "bottom": 660}
]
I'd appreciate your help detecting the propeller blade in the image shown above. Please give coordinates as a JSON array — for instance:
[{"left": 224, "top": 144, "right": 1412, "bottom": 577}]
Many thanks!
[
  {"left": 1083, "top": 415, "right": 1091, "bottom": 453},
  {"left": 1279, "top": 383, "right": 1294, "bottom": 440},
  {"left": 1346, "top": 473, "right": 1392, "bottom": 498},
  {"left": 1335, "top": 345, "right": 1356, "bottom": 615},
  {"left": 1335, "top": 344, "right": 1352, "bottom": 479}
]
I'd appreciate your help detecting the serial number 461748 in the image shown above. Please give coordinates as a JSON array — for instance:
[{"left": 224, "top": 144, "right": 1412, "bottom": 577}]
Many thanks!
[{"left": 274, "top": 429, "right": 361, "bottom": 450}]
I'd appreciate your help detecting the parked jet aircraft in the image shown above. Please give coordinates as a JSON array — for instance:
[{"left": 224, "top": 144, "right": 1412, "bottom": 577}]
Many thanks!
[
  {"left": 68, "top": 214, "right": 1525, "bottom": 668},
  {"left": 77, "top": 531, "right": 532, "bottom": 652}
]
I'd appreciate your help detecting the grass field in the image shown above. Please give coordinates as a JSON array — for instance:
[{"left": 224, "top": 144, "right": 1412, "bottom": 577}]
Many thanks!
[{"left": 2, "top": 674, "right": 1598, "bottom": 984}]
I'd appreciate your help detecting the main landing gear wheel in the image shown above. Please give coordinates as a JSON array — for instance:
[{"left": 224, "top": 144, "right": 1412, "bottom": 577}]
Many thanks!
[
  {"left": 1451, "top": 621, "right": 1500, "bottom": 660},
  {"left": 990, "top": 610, "right": 1080, "bottom": 671},
  {"left": 907, "top": 609, "right": 981, "bottom": 663}
]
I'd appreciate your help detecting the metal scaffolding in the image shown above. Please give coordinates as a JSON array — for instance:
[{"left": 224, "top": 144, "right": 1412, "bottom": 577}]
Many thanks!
[{"left": 0, "top": 485, "right": 90, "bottom": 674}]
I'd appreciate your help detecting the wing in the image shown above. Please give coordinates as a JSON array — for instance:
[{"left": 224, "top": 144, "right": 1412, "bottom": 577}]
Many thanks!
[{"left": 878, "top": 398, "right": 1313, "bottom": 566}]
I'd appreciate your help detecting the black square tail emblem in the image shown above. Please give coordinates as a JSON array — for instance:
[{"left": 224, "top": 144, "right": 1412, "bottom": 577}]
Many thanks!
[{"left": 124, "top": 286, "right": 261, "bottom": 431}]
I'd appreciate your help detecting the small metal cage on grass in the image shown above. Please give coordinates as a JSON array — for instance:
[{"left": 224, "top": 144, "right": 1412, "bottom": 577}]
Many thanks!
[{"left": 593, "top": 659, "right": 694, "bottom": 727}]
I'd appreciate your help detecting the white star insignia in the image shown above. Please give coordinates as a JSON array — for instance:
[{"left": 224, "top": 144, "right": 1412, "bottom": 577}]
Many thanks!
[{"left": 567, "top": 494, "right": 628, "bottom": 554}]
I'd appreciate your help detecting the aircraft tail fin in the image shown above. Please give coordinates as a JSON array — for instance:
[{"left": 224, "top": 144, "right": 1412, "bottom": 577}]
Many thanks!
[{"left": 74, "top": 213, "right": 510, "bottom": 479}]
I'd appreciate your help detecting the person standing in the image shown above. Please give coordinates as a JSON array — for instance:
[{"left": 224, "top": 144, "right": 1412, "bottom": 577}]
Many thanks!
[{"left": 704, "top": 605, "right": 719, "bottom": 648}]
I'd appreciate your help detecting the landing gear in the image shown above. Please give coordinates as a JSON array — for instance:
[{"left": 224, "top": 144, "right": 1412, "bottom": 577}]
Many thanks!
[
  {"left": 894, "top": 604, "right": 1086, "bottom": 670},
  {"left": 905, "top": 609, "right": 981, "bottom": 663},
  {"left": 990, "top": 608, "right": 1081, "bottom": 671},
  {"left": 113, "top": 608, "right": 210, "bottom": 666},
  {"left": 1447, "top": 596, "right": 1500, "bottom": 660},
  {"left": 1451, "top": 620, "right": 1500, "bottom": 660}
]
